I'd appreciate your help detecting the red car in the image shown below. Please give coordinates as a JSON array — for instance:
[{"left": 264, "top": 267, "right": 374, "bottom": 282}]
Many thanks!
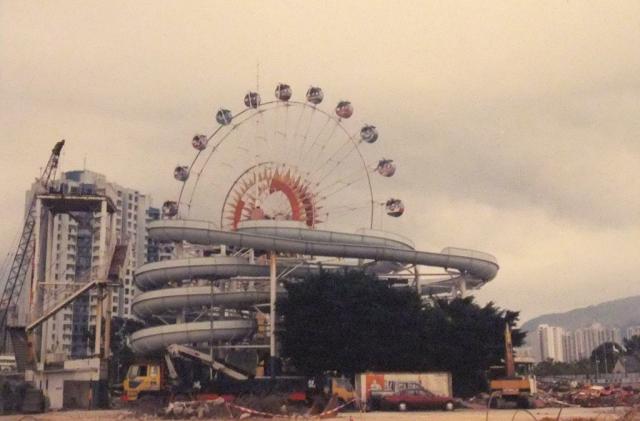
[{"left": 380, "top": 388, "right": 455, "bottom": 411}]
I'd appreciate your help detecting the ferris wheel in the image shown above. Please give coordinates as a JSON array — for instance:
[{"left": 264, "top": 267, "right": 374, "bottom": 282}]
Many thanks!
[{"left": 165, "top": 84, "right": 404, "bottom": 233}]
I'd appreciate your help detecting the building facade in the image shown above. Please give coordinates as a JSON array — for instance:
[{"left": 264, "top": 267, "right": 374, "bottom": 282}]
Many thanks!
[
  {"left": 33, "top": 170, "right": 152, "bottom": 359},
  {"left": 626, "top": 326, "right": 640, "bottom": 340},
  {"left": 537, "top": 324, "right": 566, "bottom": 362}
]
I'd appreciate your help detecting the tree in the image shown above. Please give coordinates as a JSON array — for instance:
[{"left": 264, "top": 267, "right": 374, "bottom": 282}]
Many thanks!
[
  {"left": 534, "top": 359, "right": 591, "bottom": 376},
  {"left": 278, "top": 270, "right": 524, "bottom": 397},
  {"left": 420, "top": 297, "right": 525, "bottom": 396},
  {"left": 590, "top": 342, "right": 623, "bottom": 374},
  {"left": 279, "top": 270, "right": 426, "bottom": 376}
]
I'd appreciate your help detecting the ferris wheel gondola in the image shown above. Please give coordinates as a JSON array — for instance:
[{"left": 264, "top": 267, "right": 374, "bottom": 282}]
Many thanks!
[
  {"left": 335, "top": 101, "right": 354, "bottom": 119},
  {"left": 385, "top": 198, "right": 405, "bottom": 217},
  {"left": 244, "top": 92, "right": 261, "bottom": 109},
  {"left": 173, "top": 165, "right": 189, "bottom": 182},
  {"left": 192, "top": 134, "right": 208, "bottom": 151},
  {"left": 376, "top": 159, "right": 396, "bottom": 177},
  {"left": 360, "top": 125, "right": 379, "bottom": 143},
  {"left": 162, "top": 201, "right": 179, "bottom": 218},
  {"left": 275, "top": 83, "right": 292, "bottom": 101},
  {"left": 306, "top": 87, "right": 324, "bottom": 105},
  {"left": 216, "top": 109, "right": 233, "bottom": 125}
]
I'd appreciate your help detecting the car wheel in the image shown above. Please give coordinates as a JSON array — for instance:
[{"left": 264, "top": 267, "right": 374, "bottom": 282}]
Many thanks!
[
  {"left": 444, "top": 401, "right": 454, "bottom": 411},
  {"left": 398, "top": 402, "right": 407, "bottom": 411}
]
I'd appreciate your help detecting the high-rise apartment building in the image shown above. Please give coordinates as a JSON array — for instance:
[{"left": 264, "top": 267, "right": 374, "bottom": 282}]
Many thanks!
[
  {"left": 562, "top": 332, "right": 577, "bottom": 363},
  {"left": 33, "top": 170, "right": 152, "bottom": 359},
  {"left": 572, "top": 323, "right": 621, "bottom": 361},
  {"left": 626, "top": 326, "right": 640, "bottom": 340},
  {"left": 145, "top": 207, "right": 174, "bottom": 263}
]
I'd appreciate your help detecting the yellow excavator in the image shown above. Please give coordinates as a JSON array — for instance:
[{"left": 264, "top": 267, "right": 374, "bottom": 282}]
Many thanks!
[{"left": 488, "top": 324, "right": 537, "bottom": 409}]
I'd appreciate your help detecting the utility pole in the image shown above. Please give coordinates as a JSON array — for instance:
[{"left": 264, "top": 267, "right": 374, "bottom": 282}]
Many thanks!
[{"left": 269, "top": 251, "right": 277, "bottom": 378}]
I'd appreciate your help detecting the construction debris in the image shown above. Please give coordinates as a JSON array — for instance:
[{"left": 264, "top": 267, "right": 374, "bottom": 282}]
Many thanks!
[
  {"left": 534, "top": 379, "right": 640, "bottom": 408},
  {"left": 158, "top": 394, "right": 354, "bottom": 419}
]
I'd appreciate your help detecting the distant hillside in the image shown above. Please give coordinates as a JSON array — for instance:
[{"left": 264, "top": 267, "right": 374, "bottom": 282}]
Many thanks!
[{"left": 520, "top": 295, "right": 640, "bottom": 338}]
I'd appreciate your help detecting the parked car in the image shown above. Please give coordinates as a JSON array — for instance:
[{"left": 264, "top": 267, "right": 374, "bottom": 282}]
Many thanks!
[{"left": 380, "top": 388, "right": 455, "bottom": 411}]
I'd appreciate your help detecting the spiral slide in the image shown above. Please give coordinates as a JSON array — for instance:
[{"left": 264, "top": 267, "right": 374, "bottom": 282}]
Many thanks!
[{"left": 131, "top": 219, "right": 499, "bottom": 355}]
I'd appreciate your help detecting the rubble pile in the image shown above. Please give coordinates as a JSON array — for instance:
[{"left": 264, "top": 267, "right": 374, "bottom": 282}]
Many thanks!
[
  {"left": 161, "top": 394, "right": 347, "bottom": 419},
  {"left": 536, "top": 380, "right": 640, "bottom": 408}
]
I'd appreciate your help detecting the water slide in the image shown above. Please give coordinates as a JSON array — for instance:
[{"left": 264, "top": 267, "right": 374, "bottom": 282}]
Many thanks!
[{"left": 131, "top": 219, "right": 499, "bottom": 354}]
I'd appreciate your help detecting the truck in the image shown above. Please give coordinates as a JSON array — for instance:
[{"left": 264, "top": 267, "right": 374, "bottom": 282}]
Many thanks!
[
  {"left": 488, "top": 324, "right": 537, "bottom": 409},
  {"left": 123, "top": 344, "right": 252, "bottom": 401},
  {"left": 123, "top": 344, "right": 314, "bottom": 405},
  {"left": 354, "top": 372, "right": 453, "bottom": 411},
  {"left": 306, "top": 375, "right": 356, "bottom": 406}
]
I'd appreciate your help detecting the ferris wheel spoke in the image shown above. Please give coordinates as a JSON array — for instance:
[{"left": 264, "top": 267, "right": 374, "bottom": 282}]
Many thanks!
[
  {"left": 318, "top": 176, "right": 368, "bottom": 201},
  {"left": 291, "top": 102, "right": 308, "bottom": 143},
  {"left": 315, "top": 166, "right": 370, "bottom": 196},
  {"left": 184, "top": 109, "right": 265, "bottom": 210},
  {"left": 297, "top": 111, "right": 328, "bottom": 165},
  {"left": 310, "top": 136, "right": 359, "bottom": 183},
  {"left": 301, "top": 118, "right": 340, "bottom": 169},
  {"left": 178, "top": 89, "right": 380, "bottom": 230}
]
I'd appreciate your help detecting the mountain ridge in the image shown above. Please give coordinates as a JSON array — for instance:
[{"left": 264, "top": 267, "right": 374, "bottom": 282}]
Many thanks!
[{"left": 520, "top": 295, "right": 640, "bottom": 337}]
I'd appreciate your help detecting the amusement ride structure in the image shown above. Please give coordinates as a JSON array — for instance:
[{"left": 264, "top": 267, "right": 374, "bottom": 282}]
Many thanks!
[{"left": 130, "top": 84, "right": 500, "bottom": 376}]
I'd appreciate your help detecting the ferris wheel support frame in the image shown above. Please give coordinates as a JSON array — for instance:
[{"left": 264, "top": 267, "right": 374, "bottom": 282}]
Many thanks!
[{"left": 176, "top": 101, "right": 376, "bottom": 229}]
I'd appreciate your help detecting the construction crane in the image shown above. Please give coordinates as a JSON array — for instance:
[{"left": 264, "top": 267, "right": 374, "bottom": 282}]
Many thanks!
[{"left": 0, "top": 140, "right": 65, "bottom": 351}]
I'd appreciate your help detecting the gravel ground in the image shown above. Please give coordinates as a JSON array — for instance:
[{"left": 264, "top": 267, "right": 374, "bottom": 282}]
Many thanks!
[{"left": 0, "top": 407, "right": 635, "bottom": 421}]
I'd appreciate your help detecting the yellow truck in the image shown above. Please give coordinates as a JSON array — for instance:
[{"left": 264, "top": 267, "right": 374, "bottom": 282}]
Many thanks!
[
  {"left": 306, "top": 375, "right": 356, "bottom": 406},
  {"left": 123, "top": 344, "right": 249, "bottom": 401}
]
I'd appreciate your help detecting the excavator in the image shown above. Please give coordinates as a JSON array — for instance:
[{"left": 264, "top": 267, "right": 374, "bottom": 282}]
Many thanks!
[
  {"left": 122, "top": 344, "right": 253, "bottom": 401},
  {"left": 488, "top": 324, "right": 537, "bottom": 409}
]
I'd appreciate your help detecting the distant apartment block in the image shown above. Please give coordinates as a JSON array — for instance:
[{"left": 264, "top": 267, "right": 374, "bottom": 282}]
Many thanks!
[
  {"left": 146, "top": 207, "right": 174, "bottom": 263},
  {"left": 537, "top": 324, "right": 566, "bottom": 362},
  {"left": 626, "top": 326, "right": 640, "bottom": 340}
]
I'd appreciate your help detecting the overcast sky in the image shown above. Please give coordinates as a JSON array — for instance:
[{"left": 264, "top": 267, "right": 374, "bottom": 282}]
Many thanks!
[{"left": 1, "top": 1, "right": 639, "bottom": 322}]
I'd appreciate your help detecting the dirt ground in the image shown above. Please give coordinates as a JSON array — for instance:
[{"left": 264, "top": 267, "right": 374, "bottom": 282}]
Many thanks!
[{"left": 0, "top": 407, "right": 637, "bottom": 421}]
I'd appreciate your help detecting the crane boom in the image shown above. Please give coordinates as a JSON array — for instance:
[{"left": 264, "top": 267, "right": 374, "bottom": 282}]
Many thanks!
[{"left": 0, "top": 140, "right": 65, "bottom": 349}]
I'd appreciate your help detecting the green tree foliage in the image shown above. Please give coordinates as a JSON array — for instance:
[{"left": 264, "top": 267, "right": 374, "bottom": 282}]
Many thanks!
[
  {"left": 278, "top": 270, "right": 524, "bottom": 397},
  {"left": 534, "top": 359, "right": 592, "bottom": 376},
  {"left": 279, "top": 270, "right": 425, "bottom": 376},
  {"left": 422, "top": 297, "right": 525, "bottom": 397},
  {"left": 590, "top": 342, "right": 623, "bottom": 374}
]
